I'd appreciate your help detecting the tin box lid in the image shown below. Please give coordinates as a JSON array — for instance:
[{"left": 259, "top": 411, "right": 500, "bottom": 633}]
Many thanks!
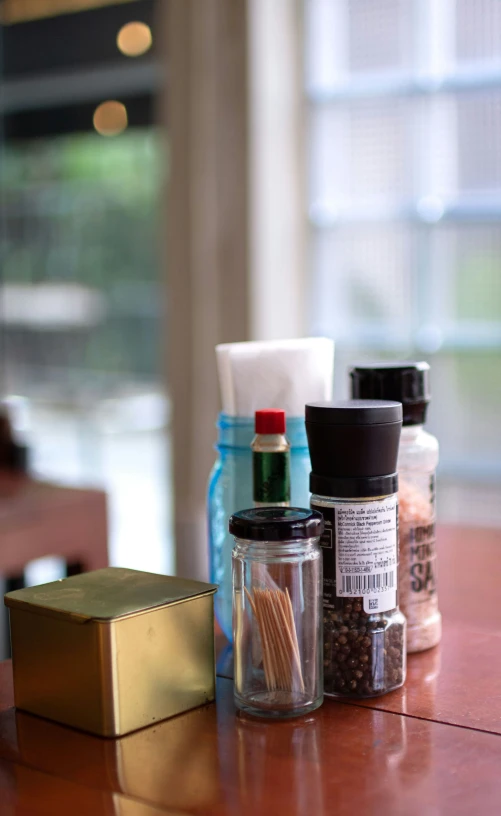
[{"left": 4, "top": 567, "right": 217, "bottom": 624}]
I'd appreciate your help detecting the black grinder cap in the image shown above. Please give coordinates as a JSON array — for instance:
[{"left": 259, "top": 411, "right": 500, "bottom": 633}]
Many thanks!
[
  {"left": 305, "top": 400, "right": 402, "bottom": 498},
  {"left": 350, "top": 361, "right": 430, "bottom": 426}
]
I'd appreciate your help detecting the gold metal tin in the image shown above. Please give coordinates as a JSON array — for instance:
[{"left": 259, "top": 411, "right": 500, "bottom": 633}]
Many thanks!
[{"left": 5, "top": 567, "right": 217, "bottom": 737}]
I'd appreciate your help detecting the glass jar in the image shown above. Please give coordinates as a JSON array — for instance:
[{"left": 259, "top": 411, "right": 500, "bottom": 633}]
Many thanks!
[
  {"left": 398, "top": 423, "right": 441, "bottom": 652},
  {"left": 311, "top": 493, "right": 406, "bottom": 699},
  {"left": 208, "top": 414, "right": 311, "bottom": 641},
  {"left": 305, "top": 400, "right": 406, "bottom": 699},
  {"left": 350, "top": 361, "right": 442, "bottom": 653},
  {"left": 230, "top": 508, "right": 324, "bottom": 718}
]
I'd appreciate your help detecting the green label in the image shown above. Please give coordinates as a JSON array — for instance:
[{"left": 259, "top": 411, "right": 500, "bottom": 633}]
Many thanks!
[{"left": 253, "top": 451, "right": 291, "bottom": 503}]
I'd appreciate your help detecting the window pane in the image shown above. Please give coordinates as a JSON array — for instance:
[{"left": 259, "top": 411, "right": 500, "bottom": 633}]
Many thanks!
[
  {"left": 311, "top": 225, "right": 415, "bottom": 341},
  {"left": 457, "top": 91, "right": 501, "bottom": 193},
  {"left": 348, "top": 0, "right": 411, "bottom": 75},
  {"left": 348, "top": 98, "right": 411, "bottom": 200},
  {"left": 431, "top": 225, "right": 501, "bottom": 323},
  {"left": 309, "top": 98, "right": 412, "bottom": 213},
  {"left": 304, "top": 0, "right": 413, "bottom": 93},
  {"left": 428, "top": 351, "right": 501, "bottom": 483},
  {"left": 456, "top": 0, "right": 501, "bottom": 64}
]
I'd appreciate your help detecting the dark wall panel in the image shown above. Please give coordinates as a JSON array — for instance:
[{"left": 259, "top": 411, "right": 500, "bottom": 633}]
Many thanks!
[
  {"left": 4, "top": 93, "right": 154, "bottom": 138},
  {"left": 3, "top": 0, "right": 155, "bottom": 77}
]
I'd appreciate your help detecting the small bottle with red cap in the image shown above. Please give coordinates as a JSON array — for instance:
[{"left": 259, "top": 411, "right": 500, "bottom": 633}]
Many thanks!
[{"left": 252, "top": 409, "right": 291, "bottom": 506}]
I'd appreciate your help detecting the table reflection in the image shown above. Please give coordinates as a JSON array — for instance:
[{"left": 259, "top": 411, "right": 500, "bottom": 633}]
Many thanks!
[
  {"left": 224, "top": 710, "right": 324, "bottom": 815},
  {"left": 9, "top": 700, "right": 221, "bottom": 813},
  {"left": 399, "top": 645, "right": 442, "bottom": 715}
]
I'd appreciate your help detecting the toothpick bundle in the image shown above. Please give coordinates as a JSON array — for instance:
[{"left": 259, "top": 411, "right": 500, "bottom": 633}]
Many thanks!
[{"left": 245, "top": 587, "right": 304, "bottom": 694}]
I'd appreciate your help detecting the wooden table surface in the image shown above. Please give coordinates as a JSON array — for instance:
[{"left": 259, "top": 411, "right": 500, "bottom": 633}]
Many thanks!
[{"left": 1, "top": 525, "right": 501, "bottom": 815}]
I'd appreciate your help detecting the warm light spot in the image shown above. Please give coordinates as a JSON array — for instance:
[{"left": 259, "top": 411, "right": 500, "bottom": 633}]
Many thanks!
[
  {"left": 116, "top": 21, "right": 152, "bottom": 57},
  {"left": 93, "top": 100, "right": 128, "bottom": 136}
]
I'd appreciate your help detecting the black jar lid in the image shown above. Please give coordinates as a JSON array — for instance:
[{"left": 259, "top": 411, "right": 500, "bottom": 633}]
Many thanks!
[
  {"left": 229, "top": 507, "right": 324, "bottom": 542},
  {"left": 305, "top": 399, "right": 402, "bottom": 425},
  {"left": 349, "top": 362, "right": 430, "bottom": 425},
  {"left": 305, "top": 400, "right": 402, "bottom": 497}
]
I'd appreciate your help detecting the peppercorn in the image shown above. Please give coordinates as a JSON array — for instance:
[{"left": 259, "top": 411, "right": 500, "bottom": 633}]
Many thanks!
[{"left": 324, "top": 597, "right": 406, "bottom": 697}]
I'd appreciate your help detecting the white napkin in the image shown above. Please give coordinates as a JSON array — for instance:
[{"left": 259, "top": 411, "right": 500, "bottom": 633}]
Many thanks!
[{"left": 216, "top": 338, "right": 334, "bottom": 417}]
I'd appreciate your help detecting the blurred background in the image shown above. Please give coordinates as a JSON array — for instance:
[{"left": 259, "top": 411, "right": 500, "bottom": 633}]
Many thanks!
[
  {"left": 0, "top": 0, "right": 170, "bottom": 582},
  {"left": 306, "top": 0, "right": 501, "bottom": 528},
  {"left": 0, "top": 0, "right": 500, "bottom": 654}
]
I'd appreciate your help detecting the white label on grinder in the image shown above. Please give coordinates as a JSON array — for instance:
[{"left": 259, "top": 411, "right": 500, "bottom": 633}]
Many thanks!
[{"left": 335, "top": 496, "right": 398, "bottom": 613}]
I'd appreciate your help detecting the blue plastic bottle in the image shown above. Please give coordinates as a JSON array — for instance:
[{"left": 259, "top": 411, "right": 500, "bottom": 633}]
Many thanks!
[{"left": 207, "top": 413, "right": 311, "bottom": 641}]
